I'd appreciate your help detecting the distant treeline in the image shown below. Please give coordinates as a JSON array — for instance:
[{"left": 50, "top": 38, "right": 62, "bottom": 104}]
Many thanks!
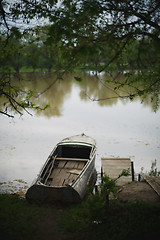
[{"left": 0, "top": 26, "right": 159, "bottom": 73}]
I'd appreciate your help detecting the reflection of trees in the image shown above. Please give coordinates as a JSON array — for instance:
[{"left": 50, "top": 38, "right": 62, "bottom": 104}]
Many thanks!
[
  {"left": 35, "top": 74, "right": 73, "bottom": 118},
  {"left": 0, "top": 72, "right": 157, "bottom": 117},
  {"left": 75, "top": 72, "right": 158, "bottom": 110},
  {"left": 13, "top": 73, "right": 73, "bottom": 118},
  {"left": 75, "top": 72, "right": 128, "bottom": 106}
]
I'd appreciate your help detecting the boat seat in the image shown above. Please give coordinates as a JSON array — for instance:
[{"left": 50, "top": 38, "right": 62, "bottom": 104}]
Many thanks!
[{"left": 56, "top": 157, "right": 88, "bottom": 162}]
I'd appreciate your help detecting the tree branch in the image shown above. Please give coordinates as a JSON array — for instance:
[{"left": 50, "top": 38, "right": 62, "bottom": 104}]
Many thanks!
[
  {"left": 0, "top": 0, "right": 10, "bottom": 31},
  {"left": 0, "top": 110, "right": 14, "bottom": 118},
  {"left": 98, "top": 38, "right": 130, "bottom": 73}
]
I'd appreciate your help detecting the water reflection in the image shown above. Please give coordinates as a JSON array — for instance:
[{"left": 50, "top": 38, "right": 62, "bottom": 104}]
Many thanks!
[
  {"left": 0, "top": 72, "right": 160, "bottom": 191},
  {"left": 4, "top": 72, "right": 157, "bottom": 117},
  {"left": 18, "top": 73, "right": 73, "bottom": 117}
]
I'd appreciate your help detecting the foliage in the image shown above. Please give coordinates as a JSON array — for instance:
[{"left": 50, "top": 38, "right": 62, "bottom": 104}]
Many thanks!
[
  {"left": 149, "top": 159, "right": 160, "bottom": 176},
  {"left": 66, "top": 170, "right": 130, "bottom": 226},
  {"left": 0, "top": 194, "right": 38, "bottom": 240},
  {"left": 0, "top": 72, "right": 50, "bottom": 117},
  {"left": 99, "top": 169, "right": 130, "bottom": 206},
  {"left": 83, "top": 193, "right": 107, "bottom": 223},
  {"left": 1, "top": 193, "right": 160, "bottom": 240},
  {"left": 61, "top": 199, "right": 160, "bottom": 240}
]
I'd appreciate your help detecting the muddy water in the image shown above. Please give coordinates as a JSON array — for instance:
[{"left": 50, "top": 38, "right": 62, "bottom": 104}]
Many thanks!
[{"left": 0, "top": 72, "right": 160, "bottom": 194}]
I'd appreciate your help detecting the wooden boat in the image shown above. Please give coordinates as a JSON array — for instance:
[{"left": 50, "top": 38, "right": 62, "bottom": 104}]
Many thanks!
[{"left": 26, "top": 134, "right": 96, "bottom": 203}]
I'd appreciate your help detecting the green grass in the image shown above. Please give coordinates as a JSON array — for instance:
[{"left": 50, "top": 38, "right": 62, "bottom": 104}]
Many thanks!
[
  {"left": 0, "top": 65, "right": 117, "bottom": 73},
  {"left": 61, "top": 199, "right": 160, "bottom": 240},
  {"left": 0, "top": 194, "right": 39, "bottom": 240},
  {"left": 1, "top": 194, "right": 160, "bottom": 240}
]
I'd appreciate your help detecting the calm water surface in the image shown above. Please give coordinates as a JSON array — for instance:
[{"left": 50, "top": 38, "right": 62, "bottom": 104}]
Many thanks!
[{"left": 0, "top": 72, "right": 160, "bottom": 192}]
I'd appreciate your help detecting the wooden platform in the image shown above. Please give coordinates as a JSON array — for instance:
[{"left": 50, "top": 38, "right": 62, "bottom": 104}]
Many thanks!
[
  {"left": 140, "top": 174, "right": 160, "bottom": 197},
  {"left": 46, "top": 158, "right": 87, "bottom": 187},
  {"left": 101, "top": 158, "right": 134, "bottom": 186}
]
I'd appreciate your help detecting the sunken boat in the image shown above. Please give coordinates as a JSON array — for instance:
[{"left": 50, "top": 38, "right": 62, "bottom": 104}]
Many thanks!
[{"left": 26, "top": 134, "right": 96, "bottom": 203}]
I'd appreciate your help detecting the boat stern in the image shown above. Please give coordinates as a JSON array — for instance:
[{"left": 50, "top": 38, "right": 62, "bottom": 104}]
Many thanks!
[{"left": 26, "top": 184, "right": 81, "bottom": 203}]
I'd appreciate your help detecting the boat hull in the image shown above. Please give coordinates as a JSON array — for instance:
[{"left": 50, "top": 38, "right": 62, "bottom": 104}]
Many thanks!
[
  {"left": 26, "top": 134, "right": 96, "bottom": 203},
  {"left": 26, "top": 164, "right": 96, "bottom": 203},
  {"left": 26, "top": 184, "right": 81, "bottom": 203}
]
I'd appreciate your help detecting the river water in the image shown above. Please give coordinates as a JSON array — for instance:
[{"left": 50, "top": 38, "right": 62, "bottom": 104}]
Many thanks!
[{"left": 0, "top": 72, "right": 160, "bottom": 193}]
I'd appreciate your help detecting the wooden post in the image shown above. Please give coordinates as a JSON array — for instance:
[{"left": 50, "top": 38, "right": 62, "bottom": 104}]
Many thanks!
[
  {"left": 138, "top": 174, "right": 141, "bottom": 182},
  {"left": 131, "top": 161, "right": 134, "bottom": 181},
  {"left": 101, "top": 167, "right": 103, "bottom": 183},
  {"left": 95, "top": 185, "right": 98, "bottom": 194}
]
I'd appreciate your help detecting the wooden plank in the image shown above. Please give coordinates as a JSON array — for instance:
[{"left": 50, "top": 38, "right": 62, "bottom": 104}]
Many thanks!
[
  {"left": 51, "top": 169, "right": 69, "bottom": 186},
  {"left": 49, "top": 158, "right": 87, "bottom": 186},
  {"left": 152, "top": 176, "right": 160, "bottom": 185},
  {"left": 64, "top": 172, "right": 78, "bottom": 185},
  {"left": 50, "top": 168, "right": 78, "bottom": 186},
  {"left": 56, "top": 157, "right": 88, "bottom": 162},
  {"left": 102, "top": 160, "right": 131, "bottom": 166},
  {"left": 63, "top": 176, "right": 71, "bottom": 185},
  {"left": 74, "top": 162, "right": 80, "bottom": 169},
  {"left": 50, "top": 168, "right": 60, "bottom": 178},
  {"left": 69, "top": 173, "right": 77, "bottom": 182},
  {"left": 102, "top": 158, "right": 131, "bottom": 160},
  {"left": 101, "top": 158, "right": 132, "bottom": 186},
  {"left": 59, "top": 170, "right": 71, "bottom": 186},
  {"left": 141, "top": 174, "right": 160, "bottom": 197},
  {"left": 65, "top": 161, "right": 76, "bottom": 169},
  {"left": 62, "top": 171, "right": 76, "bottom": 186},
  {"left": 58, "top": 160, "right": 67, "bottom": 168},
  {"left": 50, "top": 168, "right": 62, "bottom": 186},
  {"left": 61, "top": 161, "right": 81, "bottom": 185},
  {"left": 77, "top": 162, "right": 85, "bottom": 170},
  {"left": 67, "top": 169, "right": 81, "bottom": 175}
]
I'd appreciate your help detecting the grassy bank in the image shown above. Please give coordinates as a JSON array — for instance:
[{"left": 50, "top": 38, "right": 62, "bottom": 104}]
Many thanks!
[
  {"left": 0, "top": 194, "right": 160, "bottom": 240},
  {"left": 0, "top": 65, "right": 127, "bottom": 73},
  {"left": 0, "top": 194, "right": 37, "bottom": 240},
  {"left": 61, "top": 198, "right": 160, "bottom": 240}
]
